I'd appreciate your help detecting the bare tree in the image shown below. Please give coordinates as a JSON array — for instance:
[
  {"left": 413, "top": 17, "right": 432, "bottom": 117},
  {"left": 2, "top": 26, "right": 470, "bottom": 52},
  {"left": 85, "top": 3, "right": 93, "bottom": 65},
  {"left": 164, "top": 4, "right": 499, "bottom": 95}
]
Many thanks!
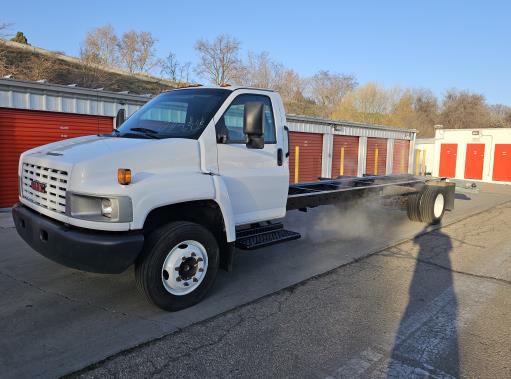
[
  {"left": 489, "top": 104, "right": 511, "bottom": 127},
  {"left": 160, "top": 51, "right": 191, "bottom": 82},
  {"left": 236, "top": 51, "right": 285, "bottom": 89},
  {"left": 439, "top": 90, "right": 491, "bottom": 130},
  {"left": 80, "top": 25, "right": 119, "bottom": 67},
  {"left": 118, "top": 30, "right": 137, "bottom": 73},
  {"left": 179, "top": 61, "right": 192, "bottom": 83},
  {"left": 136, "top": 31, "right": 157, "bottom": 72},
  {"left": 194, "top": 34, "right": 242, "bottom": 85},
  {"left": 118, "top": 30, "right": 158, "bottom": 74},
  {"left": 307, "top": 70, "right": 357, "bottom": 115}
]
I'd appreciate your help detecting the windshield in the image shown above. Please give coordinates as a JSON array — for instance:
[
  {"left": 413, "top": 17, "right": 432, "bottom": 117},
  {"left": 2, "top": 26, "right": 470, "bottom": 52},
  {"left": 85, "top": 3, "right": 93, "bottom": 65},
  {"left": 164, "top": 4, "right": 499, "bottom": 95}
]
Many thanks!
[{"left": 116, "top": 88, "right": 230, "bottom": 139}]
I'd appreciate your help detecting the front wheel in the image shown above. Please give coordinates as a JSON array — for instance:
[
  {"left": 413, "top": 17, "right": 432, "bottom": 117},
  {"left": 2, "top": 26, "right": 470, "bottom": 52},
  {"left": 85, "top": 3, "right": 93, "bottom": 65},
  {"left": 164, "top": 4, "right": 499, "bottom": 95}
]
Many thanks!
[{"left": 135, "top": 221, "right": 219, "bottom": 311}]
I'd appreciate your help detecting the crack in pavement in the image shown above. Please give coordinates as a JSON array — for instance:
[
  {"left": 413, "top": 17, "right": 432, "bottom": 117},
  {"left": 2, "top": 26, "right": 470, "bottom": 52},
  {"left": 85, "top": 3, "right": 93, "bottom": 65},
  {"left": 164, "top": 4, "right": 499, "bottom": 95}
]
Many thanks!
[{"left": 376, "top": 253, "right": 511, "bottom": 287}]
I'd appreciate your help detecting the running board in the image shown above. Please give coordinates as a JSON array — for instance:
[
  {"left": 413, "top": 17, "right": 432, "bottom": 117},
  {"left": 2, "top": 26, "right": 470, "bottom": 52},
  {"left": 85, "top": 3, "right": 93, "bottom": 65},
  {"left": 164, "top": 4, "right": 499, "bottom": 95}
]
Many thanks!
[{"left": 235, "top": 223, "right": 301, "bottom": 250}]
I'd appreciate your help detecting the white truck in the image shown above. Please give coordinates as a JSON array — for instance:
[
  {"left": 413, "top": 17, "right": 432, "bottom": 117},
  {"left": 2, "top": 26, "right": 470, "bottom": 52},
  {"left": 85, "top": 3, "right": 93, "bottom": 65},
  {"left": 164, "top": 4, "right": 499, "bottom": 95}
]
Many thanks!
[{"left": 12, "top": 86, "right": 455, "bottom": 311}]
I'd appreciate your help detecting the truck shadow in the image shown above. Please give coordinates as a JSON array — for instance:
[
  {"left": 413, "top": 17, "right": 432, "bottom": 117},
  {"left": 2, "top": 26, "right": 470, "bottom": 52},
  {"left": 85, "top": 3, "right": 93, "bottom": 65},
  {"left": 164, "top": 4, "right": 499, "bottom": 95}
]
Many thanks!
[{"left": 386, "top": 224, "right": 459, "bottom": 378}]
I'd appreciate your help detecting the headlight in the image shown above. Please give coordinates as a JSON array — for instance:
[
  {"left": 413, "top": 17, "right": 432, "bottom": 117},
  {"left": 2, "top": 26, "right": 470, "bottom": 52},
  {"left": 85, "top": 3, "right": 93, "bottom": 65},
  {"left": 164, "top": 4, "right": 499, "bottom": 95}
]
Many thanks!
[
  {"left": 101, "top": 198, "right": 113, "bottom": 218},
  {"left": 67, "top": 193, "right": 132, "bottom": 223}
]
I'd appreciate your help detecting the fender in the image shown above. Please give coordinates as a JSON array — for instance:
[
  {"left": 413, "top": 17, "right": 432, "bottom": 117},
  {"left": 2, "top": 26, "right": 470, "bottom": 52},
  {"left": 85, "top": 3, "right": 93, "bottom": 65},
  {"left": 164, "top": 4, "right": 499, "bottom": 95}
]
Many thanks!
[
  {"left": 131, "top": 171, "right": 216, "bottom": 230},
  {"left": 212, "top": 175, "right": 236, "bottom": 242},
  {"left": 132, "top": 172, "right": 236, "bottom": 243}
]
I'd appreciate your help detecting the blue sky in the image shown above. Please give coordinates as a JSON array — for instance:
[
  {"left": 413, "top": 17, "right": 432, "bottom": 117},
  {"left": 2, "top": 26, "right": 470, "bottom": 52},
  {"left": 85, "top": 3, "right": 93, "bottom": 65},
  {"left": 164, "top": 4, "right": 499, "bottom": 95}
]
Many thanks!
[{"left": 3, "top": 0, "right": 510, "bottom": 104}]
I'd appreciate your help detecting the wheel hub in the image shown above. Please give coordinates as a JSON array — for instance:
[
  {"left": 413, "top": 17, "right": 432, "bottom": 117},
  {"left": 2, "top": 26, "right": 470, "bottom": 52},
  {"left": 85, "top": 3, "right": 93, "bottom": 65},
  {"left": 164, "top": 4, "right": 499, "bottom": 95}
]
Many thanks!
[
  {"left": 161, "top": 240, "right": 208, "bottom": 296},
  {"left": 179, "top": 257, "right": 198, "bottom": 280}
]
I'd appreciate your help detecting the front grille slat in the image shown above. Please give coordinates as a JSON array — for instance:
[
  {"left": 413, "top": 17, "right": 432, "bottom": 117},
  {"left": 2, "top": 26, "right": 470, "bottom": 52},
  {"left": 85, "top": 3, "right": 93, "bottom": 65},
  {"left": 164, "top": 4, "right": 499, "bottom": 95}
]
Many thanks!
[{"left": 21, "top": 162, "right": 69, "bottom": 214}]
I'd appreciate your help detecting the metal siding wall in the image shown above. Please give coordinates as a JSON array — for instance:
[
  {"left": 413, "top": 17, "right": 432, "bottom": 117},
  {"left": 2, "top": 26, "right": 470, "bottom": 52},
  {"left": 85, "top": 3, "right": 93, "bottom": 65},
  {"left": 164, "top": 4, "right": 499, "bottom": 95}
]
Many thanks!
[
  {"left": 392, "top": 140, "right": 411, "bottom": 174},
  {"left": 331, "top": 136, "right": 359, "bottom": 177},
  {"left": 0, "top": 108, "right": 113, "bottom": 208},
  {"left": 286, "top": 116, "right": 415, "bottom": 141},
  {"left": 365, "top": 138, "right": 387, "bottom": 175},
  {"left": 288, "top": 132, "right": 323, "bottom": 183},
  {"left": 0, "top": 80, "right": 147, "bottom": 118}
]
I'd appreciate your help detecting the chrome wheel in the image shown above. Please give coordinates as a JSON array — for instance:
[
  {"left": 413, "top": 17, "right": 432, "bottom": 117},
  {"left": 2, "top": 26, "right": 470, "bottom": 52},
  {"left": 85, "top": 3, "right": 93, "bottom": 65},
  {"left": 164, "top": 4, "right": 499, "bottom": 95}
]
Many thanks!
[{"left": 161, "top": 240, "right": 208, "bottom": 296}]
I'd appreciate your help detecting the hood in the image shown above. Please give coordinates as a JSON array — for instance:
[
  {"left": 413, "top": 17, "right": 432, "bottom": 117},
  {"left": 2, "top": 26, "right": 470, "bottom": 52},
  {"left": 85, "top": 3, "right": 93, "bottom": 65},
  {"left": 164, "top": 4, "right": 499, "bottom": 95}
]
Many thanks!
[
  {"left": 21, "top": 135, "right": 204, "bottom": 193},
  {"left": 24, "top": 135, "right": 156, "bottom": 165}
]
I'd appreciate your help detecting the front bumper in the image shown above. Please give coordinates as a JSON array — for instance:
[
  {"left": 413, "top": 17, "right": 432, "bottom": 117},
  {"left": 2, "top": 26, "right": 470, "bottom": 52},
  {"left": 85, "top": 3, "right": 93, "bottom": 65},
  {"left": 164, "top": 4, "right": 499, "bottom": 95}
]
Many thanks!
[{"left": 12, "top": 203, "right": 144, "bottom": 274}]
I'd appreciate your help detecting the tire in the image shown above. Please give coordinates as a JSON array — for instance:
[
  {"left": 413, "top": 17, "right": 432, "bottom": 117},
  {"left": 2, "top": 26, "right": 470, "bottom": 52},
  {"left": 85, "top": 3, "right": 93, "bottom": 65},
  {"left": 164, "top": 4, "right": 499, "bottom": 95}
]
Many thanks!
[
  {"left": 406, "top": 192, "right": 422, "bottom": 222},
  {"left": 135, "top": 221, "right": 219, "bottom": 311},
  {"left": 419, "top": 187, "right": 445, "bottom": 225}
]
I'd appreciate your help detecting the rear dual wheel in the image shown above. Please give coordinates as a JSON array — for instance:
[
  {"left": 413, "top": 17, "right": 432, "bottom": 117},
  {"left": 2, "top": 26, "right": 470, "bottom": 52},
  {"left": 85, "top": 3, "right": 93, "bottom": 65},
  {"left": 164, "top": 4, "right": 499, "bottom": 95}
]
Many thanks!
[
  {"left": 407, "top": 187, "right": 446, "bottom": 224},
  {"left": 135, "top": 221, "right": 219, "bottom": 311}
]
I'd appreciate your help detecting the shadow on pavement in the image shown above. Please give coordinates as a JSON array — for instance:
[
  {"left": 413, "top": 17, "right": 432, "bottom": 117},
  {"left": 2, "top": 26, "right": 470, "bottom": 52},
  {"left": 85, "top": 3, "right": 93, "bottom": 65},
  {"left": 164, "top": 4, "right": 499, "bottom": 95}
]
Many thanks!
[
  {"left": 454, "top": 193, "right": 471, "bottom": 201},
  {"left": 387, "top": 223, "right": 459, "bottom": 378}
]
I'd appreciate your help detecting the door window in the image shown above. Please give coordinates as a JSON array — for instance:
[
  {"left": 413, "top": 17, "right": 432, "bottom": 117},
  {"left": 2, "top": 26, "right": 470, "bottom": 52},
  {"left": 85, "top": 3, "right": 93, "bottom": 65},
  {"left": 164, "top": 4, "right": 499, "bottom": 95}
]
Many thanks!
[{"left": 217, "top": 94, "right": 276, "bottom": 143}]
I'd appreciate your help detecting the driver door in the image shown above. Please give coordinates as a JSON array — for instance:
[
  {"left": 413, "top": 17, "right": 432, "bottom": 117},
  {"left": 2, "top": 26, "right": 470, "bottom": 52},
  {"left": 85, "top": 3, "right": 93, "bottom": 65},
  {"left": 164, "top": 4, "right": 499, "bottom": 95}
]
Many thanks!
[{"left": 216, "top": 93, "right": 288, "bottom": 225}]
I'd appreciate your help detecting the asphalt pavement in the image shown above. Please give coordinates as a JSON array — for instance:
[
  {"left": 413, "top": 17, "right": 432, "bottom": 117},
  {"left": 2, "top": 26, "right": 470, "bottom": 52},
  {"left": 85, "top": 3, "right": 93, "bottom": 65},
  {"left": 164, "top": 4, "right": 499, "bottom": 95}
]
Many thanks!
[
  {"left": 75, "top": 197, "right": 511, "bottom": 378},
  {"left": 1, "top": 184, "right": 510, "bottom": 378}
]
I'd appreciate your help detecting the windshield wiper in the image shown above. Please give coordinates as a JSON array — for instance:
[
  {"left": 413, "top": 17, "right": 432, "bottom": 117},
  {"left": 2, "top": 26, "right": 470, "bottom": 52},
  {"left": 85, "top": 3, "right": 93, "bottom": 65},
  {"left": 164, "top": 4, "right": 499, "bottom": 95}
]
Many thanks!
[{"left": 123, "top": 127, "right": 161, "bottom": 139}]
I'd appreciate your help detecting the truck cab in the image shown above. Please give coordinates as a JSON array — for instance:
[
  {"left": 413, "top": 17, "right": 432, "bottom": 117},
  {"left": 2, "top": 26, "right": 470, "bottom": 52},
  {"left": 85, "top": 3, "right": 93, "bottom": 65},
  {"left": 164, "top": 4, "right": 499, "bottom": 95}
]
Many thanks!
[{"left": 13, "top": 86, "right": 291, "bottom": 311}]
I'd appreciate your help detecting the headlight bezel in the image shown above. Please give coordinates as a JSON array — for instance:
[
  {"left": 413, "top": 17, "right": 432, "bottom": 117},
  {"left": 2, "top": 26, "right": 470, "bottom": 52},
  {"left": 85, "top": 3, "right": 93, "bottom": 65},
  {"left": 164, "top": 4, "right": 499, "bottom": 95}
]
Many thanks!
[{"left": 66, "top": 192, "right": 133, "bottom": 223}]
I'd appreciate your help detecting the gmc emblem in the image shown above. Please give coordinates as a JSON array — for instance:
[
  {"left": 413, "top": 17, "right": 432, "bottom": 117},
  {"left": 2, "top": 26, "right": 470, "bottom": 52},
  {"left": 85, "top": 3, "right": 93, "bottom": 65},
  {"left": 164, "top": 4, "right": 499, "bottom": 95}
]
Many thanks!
[{"left": 30, "top": 180, "right": 47, "bottom": 194}]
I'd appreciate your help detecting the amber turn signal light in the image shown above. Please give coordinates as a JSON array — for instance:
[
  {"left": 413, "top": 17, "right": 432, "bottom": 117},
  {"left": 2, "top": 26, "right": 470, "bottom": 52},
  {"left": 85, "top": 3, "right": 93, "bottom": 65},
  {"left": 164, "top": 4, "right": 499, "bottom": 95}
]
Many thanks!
[{"left": 118, "top": 169, "right": 132, "bottom": 185}]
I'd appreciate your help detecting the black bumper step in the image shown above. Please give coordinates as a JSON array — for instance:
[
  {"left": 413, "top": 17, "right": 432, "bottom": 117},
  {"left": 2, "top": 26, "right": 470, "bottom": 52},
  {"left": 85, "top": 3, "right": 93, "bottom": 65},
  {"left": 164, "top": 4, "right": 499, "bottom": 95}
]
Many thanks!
[{"left": 236, "top": 223, "right": 301, "bottom": 250}]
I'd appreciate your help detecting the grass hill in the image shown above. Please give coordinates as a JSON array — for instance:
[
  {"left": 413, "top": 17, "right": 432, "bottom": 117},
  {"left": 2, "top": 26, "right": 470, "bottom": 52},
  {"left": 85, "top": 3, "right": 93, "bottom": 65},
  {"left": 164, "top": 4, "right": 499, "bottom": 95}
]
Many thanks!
[{"left": 0, "top": 39, "right": 177, "bottom": 94}]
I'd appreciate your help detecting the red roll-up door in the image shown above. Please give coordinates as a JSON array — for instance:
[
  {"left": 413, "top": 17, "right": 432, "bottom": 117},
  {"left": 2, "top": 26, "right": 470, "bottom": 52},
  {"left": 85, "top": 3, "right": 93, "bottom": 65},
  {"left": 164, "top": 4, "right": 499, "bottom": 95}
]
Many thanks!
[
  {"left": 0, "top": 108, "right": 113, "bottom": 208},
  {"left": 492, "top": 144, "right": 511, "bottom": 182},
  {"left": 464, "top": 143, "right": 485, "bottom": 180},
  {"left": 392, "top": 140, "right": 410, "bottom": 174},
  {"left": 439, "top": 143, "right": 458, "bottom": 178},
  {"left": 288, "top": 132, "right": 323, "bottom": 183},
  {"left": 366, "top": 137, "right": 387, "bottom": 176},
  {"left": 331, "top": 135, "right": 359, "bottom": 177}
]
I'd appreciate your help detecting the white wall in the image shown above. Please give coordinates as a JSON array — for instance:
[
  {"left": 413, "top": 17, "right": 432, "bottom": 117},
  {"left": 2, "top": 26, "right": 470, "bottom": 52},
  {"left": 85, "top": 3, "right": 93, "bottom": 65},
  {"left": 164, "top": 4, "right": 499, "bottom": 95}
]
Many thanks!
[{"left": 431, "top": 128, "right": 511, "bottom": 184}]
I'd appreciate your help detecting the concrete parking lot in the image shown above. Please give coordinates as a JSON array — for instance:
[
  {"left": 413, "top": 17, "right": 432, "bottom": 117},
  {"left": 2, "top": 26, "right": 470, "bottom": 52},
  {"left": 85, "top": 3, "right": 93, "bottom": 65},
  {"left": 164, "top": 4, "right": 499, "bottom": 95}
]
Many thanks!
[{"left": 1, "top": 184, "right": 511, "bottom": 378}]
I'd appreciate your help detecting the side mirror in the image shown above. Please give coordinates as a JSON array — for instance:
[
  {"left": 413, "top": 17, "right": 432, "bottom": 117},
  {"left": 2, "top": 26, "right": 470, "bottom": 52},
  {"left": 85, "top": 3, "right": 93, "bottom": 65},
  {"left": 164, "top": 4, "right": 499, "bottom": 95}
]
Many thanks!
[
  {"left": 244, "top": 102, "right": 264, "bottom": 149},
  {"left": 116, "top": 108, "right": 126, "bottom": 128}
]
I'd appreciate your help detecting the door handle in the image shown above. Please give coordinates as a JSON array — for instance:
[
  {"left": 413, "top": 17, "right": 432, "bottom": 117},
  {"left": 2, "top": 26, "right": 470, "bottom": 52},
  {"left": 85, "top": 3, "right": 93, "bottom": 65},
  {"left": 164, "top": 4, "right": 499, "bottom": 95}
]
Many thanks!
[
  {"left": 277, "top": 148, "right": 283, "bottom": 166},
  {"left": 284, "top": 126, "right": 290, "bottom": 157}
]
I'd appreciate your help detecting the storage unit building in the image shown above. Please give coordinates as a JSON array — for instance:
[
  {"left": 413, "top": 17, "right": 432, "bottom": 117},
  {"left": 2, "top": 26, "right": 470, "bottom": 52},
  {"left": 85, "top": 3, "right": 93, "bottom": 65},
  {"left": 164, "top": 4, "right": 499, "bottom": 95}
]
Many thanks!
[
  {"left": 286, "top": 115, "right": 416, "bottom": 182},
  {"left": 427, "top": 128, "right": 511, "bottom": 184},
  {"left": 0, "top": 78, "right": 150, "bottom": 208}
]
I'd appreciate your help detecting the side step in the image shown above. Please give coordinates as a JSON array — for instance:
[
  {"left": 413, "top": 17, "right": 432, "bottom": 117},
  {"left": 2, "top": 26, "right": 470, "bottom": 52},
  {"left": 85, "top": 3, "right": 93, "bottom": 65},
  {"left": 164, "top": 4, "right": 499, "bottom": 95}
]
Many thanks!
[{"left": 235, "top": 222, "right": 301, "bottom": 250}]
